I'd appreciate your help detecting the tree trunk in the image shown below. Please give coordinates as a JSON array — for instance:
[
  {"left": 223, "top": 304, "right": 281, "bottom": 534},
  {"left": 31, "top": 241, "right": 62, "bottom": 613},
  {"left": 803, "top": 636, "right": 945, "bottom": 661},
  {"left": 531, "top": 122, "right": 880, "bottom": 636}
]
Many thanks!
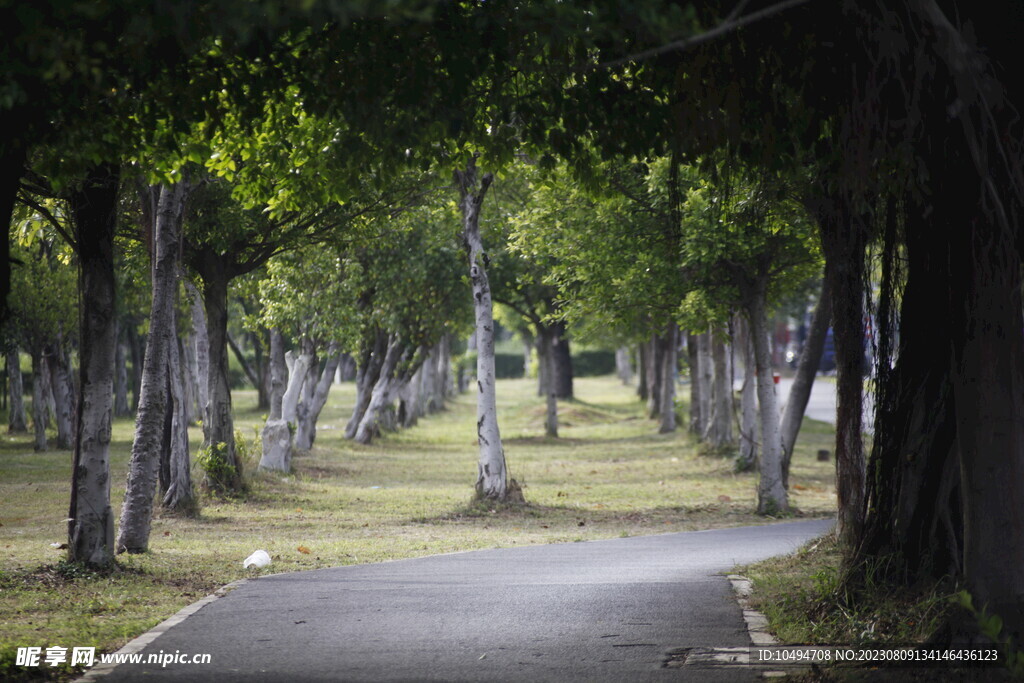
[
  {"left": 260, "top": 328, "right": 292, "bottom": 472},
  {"left": 686, "top": 333, "right": 700, "bottom": 434},
  {"left": 646, "top": 335, "right": 662, "bottom": 419},
  {"left": 551, "top": 320, "right": 573, "bottom": 399},
  {"left": 197, "top": 259, "right": 243, "bottom": 493},
  {"left": 346, "top": 330, "right": 386, "bottom": 438},
  {"left": 161, "top": 309, "right": 194, "bottom": 513},
  {"left": 615, "top": 346, "right": 633, "bottom": 385},
  {"left": 282, "top": 348, "right": 312, "bottom": 425},
  {"left": 696, "top": 331, "right": 713, "bottom": 440},
  {"left": 7, "top": 348, "right": 26, "bottom": 432},
  {"left": 820, "top": 203, "right": 867, "bottom": 550},
  {"left": 30, "top": 349, "right": 47, "bottom": 451},
  {"left": 0, "top": 134, "right": 27, "bottom": 328},
  {"left": 67, "top": 162, "right": 119, "bottom": 568},
  {"left": 456, "top": 163, "right": 513, "bottom": 501},
  {"left": 780, "top": 275, "right": 832, "bottom": 487},
  {"left": 295, "top": 344, "right": 341, "bottom": 450},
  {"left": 118, "top": 181, "right": 189, "bottom": 553},
  {"left": 745, "top": 281, "right": 788, "bottom": 515},
  {"left": 44, "top": 335, "right": 74, "bottom": 450},
  {"left": 736, "top": 317, "right": 759, "bottom": 472},
  {"left": 185, "top": 281, "right": 209, "bottom": 425},
  {"left": 113, "top": 324, "right": 131, "bottom": 418},
  {"left": 126, "top": 322, "right": 144, "bottom": 413},
  {"left": 354, "top": 336, "right": 403, "bottom": 445},
  {"left": 637, "top": 342, "right": 648, "bottom": 401},
  {"left": 658, "top": 324, "right": 678, "bottom": 434},
  {"left": 705, "top": 325, "right": 733, "bottom": 448},
  {"left": 544, "top": 330, "right": 558, "bottom": 438}
]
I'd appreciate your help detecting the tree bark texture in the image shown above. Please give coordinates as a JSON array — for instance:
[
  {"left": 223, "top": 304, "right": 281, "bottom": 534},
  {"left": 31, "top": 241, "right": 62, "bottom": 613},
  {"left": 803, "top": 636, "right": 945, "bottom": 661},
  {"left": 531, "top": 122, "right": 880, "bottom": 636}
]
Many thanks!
[
  {"left": 696, "top": 331, "right": 713, "bottom": 440},
  {"left": 67, "top": 162, "right": 119, "bottom": 568},
  {"left": 295, "top": 344, "right": 341, "bottom": 451},
  {"left": 543, "top": 330, "right": 559, "bottom": 438},
  {"left": 185, "top": 280, "right": 209, "bottom": 425},
  {"left": 161, "top": 311, "right": 193, "bottom": 512},
  {"left": 198, "top": 259, "right": 243, "bottom": 492},
  {"left": 118, "top": 181, "right": 188, "bottom": 553},
  {"left": 30, "top": 350, "right": 47, "bottom": 451},
  {"left": 780, "top": 275, "right": 831, "bottom": 488},
  {"left": 645, "top": 335, "right": 662, "bottom": 419},
  {"left": 7, "top": 348, "right": 26, "bottom": 432},
  {"left": 551, "top": 320, "right": 573, "bottom": 400},
  {"left": 346, "top": 329, "right": 386, "bottom": 438},
  {"left": 44, "top": 336, "right": 74, "bottom": 450},
  {"left": 705, "top": 325, "right": 733, "bottom": 448},
  {"left": 736, "top": 317, "right": 758, "bottom": 472},
  {"left": 260, "top": 328, "right": 292, "bottom": 471},
  {"left": 457, "top": 163, "right": 511, "bottom": 501},
  {"left": 637, "top": 342, "right": 649, "bottom": 401},
  {"left": 658, "top": 325, "right": 678, "bottom": 434},
  {"left": 745, "top": 282, "right": 788, "bottom": 515},
  {"left": 820, "top": 202, "right": 867, "bottom": 550},
  {"left": 686, "top": 333, "right": 700, "bottom": 435},
  {"left": 354, "top": 336, "right": 404, "bottom": 445}
]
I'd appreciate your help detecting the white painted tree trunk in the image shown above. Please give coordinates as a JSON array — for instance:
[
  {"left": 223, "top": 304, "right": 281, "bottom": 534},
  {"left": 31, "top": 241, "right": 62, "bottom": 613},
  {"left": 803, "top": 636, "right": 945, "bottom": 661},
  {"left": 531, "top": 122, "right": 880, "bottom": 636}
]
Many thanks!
[
  {"left": 67, "top": 163, "right": 118, "bottom": 567},
  {"left": 185, "top": 280, "right": 209, "bottom": 426},
  {"left": 282, "top": 350, "right": 311, "bottom": 425},
  {"left": 118, "top": 181, "right": 188, "bottom": 553},
  {"left": 295, "top": 345, "right": 341, "bottom": 451},
  {"left": 747, "top": 286, "right": 788, "bottom": 515},
  {"left": 457, "top": 163, "right": 512, "bottom": 501},
  {"left": 161, "top": 311, "right": 193, "bottom": 513},
  {"left": 7, "top": 348, "right": 26, "bottom": 432},
  {"left": 260, "top": 328, "right": 292, "bottom": 472},
  {"left": 354, "top": 337, "right": 404, "bottom": 444},
  {"left": 615, "top": 346, "right": 634, "bottom": 385},
  {"left": 737, "top": 316, "right": 759, "bottom": 472}
]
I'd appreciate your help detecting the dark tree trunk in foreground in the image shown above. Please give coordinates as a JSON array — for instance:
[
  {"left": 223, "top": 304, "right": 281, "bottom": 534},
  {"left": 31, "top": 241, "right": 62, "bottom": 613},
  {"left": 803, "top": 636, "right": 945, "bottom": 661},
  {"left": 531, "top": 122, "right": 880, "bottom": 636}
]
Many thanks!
[
  {"left": 0, "top": 134, "right": 27, "bottom": 327},
  {"left": 780, "top": 275, "right": 831, "bottom": 488},
  {"left": 67, "top": 163, "right": 119, "bottom": 568},
  {"left": 819, "top": 200, "right": 867, "bottom": 551},
  {"left": 118, "top": 182, "right": 189, "bottom": 553}
]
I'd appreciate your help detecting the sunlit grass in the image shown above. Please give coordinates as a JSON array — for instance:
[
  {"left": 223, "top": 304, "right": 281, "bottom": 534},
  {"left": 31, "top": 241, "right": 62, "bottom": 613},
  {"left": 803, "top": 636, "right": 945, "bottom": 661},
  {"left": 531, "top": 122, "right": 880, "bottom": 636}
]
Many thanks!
[{"left": 0, "top": 375, "right": 836, "bottom": 680}]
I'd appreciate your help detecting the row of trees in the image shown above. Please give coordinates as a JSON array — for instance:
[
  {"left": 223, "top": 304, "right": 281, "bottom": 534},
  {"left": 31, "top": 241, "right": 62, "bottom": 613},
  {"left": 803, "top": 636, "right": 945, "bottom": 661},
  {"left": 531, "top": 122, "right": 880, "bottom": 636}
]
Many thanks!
[{"left": 3, "top": 0, "right": 1023, "bottom": 644}]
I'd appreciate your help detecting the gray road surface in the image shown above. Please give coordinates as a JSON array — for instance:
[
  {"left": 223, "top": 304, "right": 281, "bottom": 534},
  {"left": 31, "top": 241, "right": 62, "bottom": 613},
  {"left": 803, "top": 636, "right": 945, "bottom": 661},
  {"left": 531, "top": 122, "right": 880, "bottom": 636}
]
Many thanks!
[
  {"left": 769, "top": 377, "right": 874, "bottom": 432},
  {"left": 100, "top": 519, "right": 832, "bottom": 682}
]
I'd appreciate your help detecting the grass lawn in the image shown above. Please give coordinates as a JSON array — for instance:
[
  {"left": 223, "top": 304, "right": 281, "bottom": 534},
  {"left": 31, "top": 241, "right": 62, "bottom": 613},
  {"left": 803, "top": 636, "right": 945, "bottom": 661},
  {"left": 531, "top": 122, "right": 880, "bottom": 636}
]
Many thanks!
[{"left": 0, "top": 375, "right": 837, "bottom": 680}]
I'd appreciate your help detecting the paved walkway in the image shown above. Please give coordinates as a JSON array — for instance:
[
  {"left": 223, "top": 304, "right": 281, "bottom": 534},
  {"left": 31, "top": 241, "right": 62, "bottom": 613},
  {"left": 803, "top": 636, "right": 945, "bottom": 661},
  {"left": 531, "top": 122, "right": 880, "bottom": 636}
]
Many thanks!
[{"left": 97, "top": 520, "right": 831, "bottom": 682}]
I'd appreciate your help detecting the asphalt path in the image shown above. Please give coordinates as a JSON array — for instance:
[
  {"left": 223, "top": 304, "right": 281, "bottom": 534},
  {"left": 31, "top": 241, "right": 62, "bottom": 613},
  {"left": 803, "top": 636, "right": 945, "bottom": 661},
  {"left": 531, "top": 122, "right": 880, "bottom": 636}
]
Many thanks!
[{"left": 100, "top": 519, "right": 831, "bottom": 682}]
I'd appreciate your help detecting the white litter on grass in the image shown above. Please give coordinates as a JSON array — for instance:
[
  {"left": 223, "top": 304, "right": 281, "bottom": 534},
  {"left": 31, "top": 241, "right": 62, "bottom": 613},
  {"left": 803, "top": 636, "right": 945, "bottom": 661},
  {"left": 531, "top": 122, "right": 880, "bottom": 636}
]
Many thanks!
[{"left": 243, "top": 550, "right": 272, "bottom": 569}]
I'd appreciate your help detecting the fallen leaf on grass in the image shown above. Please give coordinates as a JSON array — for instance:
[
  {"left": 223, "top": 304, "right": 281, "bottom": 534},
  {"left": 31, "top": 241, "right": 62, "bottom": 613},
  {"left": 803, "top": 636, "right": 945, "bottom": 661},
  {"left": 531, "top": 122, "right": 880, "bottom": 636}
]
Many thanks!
[
  {"left": 297, "top": 546, "right": 312, "bottom": 554},
  {"left": 718, "top": 495, "right": 732, "bottom": 503}
]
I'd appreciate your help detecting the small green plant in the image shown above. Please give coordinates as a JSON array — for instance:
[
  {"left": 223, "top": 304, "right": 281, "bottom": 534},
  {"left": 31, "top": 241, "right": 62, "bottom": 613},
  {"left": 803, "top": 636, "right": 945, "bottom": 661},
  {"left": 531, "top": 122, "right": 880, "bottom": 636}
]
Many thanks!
[
  {"left": 194, "top": 441, "right": 237, "bottom": 487},
  {"left": 956, "top": 590, "right": 1024, "bottom": 677}
]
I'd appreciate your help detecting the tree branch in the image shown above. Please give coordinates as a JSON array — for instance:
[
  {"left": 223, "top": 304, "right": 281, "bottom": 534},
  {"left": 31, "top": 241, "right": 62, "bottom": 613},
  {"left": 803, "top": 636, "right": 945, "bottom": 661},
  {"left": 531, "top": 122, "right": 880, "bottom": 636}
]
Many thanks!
[{"left": 596, "top": 0, "right": 817, "bottom": 70}]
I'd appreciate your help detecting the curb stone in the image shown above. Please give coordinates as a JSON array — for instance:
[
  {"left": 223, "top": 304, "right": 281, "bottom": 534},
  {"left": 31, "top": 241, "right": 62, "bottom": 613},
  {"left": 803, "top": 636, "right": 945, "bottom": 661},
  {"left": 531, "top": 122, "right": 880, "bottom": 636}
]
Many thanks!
[{"left": 74, "top": 579, "right": 249, "bottom": 681}]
